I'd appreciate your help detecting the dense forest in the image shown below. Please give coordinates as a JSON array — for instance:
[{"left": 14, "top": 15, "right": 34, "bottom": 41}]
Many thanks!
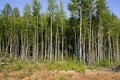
[{"left": 0, "top": 0, "right": 120, "bottom": 65}]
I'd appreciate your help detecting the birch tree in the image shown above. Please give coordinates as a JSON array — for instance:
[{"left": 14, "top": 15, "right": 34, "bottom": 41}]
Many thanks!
[
  {"left": 32, "top": 0, "right": 41, "bottom": 62},
  {"left": 47, "top": 0, "right": 57, "bottom": 62}
]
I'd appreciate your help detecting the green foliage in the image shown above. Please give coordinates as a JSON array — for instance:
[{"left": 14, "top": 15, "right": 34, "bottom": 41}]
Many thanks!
[
  {"left": 23, "top": 3, "right": 31, "bottom": 17},
  {"left": 1, "top": 3, "right": 12, "bottom": 17},
  {"left": 19, "top": 71, "right": 26, "bottom": 79},
  {"left": 0, "top": 52, "right": 3, "bottom": 57},
  {"left": 27, "top": 68, "right": 33, "bottom": 77},
  {"left": 0, "top": 64, "right": 4, "bottom": 71},
  {"left": 0, "top": 58, "right": 40, "bottom": 72},
  {"left": 58, "top": 75, "right": 66, "bottom": 80},
  {"left": 32, "top": 0, "right": 41, "bottom": 16},
  {"left": 3, "top": 63, "right": 22, "bottom": 72},
  {"left": 98, "top": 60, "right": 112, "bottom": 67},
  {"left": 6, "top": 57, "right": 15, "bottom": 63},
  {"left": 5, "top": 53, "right": 10, "bottom": 57},
  {"left": 46, "top": 61, "right": 86, "bottom": 73},
  {"left": 0, "top": 0, "right": 120, "bottom": 68},
  {"left": 87, "top": 65, "right": 101, "bottom": 71},
  {"left": 15, "top": 64, "right": 22, "bottom": 71},
  {"left": 11, "top": 7, "right": 20, "bottom": 17},
  {"left": 47, "top": 0, "right": 57, "bottom": 15},
  {"left": 0, "top": 57, "right": 20, "bottom": 72}
]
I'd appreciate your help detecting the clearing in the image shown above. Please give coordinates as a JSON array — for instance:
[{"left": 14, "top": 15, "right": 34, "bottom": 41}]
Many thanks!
[{"left": 0, "top": 66, "right": 120, "bottom": 80}]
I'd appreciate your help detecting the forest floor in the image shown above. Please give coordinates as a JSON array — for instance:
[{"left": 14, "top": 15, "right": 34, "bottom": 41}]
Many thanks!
[{"left": 0, "top": 64, "right": 120, "bottom": 80}]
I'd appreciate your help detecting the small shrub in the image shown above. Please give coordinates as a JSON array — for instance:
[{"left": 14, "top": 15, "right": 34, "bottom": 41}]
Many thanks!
[
  {"left": 3, "top": 62, "right": 23, "bottom": 72},
  {"left": 58, "top": 75, "right": 66, "bottom": 80},
  {"left": 46, "top": 61, "right": 86, "bottom": 73},
  {"left": 27, "top": 68, "right": 32, "bottom": 77},
  {"left": 3, "top": 71, "right": 8, "bottom": 77},
  {"left": 0, "top": 52, "right": 3, "bottom": 57},
  {"left": 69, "top": 62, "right": 86, "bottom": 73},
  {"left": 19, "top": 71, "right": 25, "bottom": 79},
  {"left": 6, "top": 57, "right": 15, "bottom": 63},
  {"left": 15, "top": 64, "right": 22, "bottom": 71},
  {"left": 5, "top": 53, "right": 10, "bottom": 57},
  {"left": 42, "top": 78, "right": 46, "bottom": 80},
  {"left": 99, "top": 60, "right": 112, "bottom": 67},
  {"left": 87, "top": 66, "right": 100, "bottom": 71},
  {"left": 0, "top": 64, "right": 4, "bottom": 71}
]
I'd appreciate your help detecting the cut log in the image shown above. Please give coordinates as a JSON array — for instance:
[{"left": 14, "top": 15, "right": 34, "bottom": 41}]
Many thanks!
[{"left": 112, "top": 64, "right": 120, "bottom": 72}]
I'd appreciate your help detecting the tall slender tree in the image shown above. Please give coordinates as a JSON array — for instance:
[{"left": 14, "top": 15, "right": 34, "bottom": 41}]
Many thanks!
[
  {"left": 59, "top": 0, "right": 66, "bottom": 60},
  {"left": 96, "top": 0, "right": 107, "bottom": 63},
  {"left": 22, "top": 3, "right": 32, "bottom": 61},
  {"left": 2, "top": 3, "right": 12, "bottom": 17},
  {"left": 1, "top": 3, "right": 12, "bottom": 56},
  {"left": 32, "top": 0, "right": 41, "bottom": 62},
  {"left": 47, "top": 0, "right": 57, "bottom": 62}
]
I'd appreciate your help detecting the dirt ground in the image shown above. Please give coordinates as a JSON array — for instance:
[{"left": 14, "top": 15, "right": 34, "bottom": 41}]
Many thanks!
[{"left": 0, "top": 68, "right": 120, "bottom": 80}]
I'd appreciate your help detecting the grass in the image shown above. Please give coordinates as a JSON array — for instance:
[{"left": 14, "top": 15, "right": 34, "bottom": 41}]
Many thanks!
[
  {"left": 0, "top": 57, "right": 40, "bottom": 74},
  {"left": 0, "top": 64, "right": 4, "bottom": 71},
  {"left": 42, "top": 78, "right": 46, "bottom": 80},
  {"left": 1, "top": 56, "right": 118, "bottom": 79},
  {"left": 0, "top": 54, "right": 120, "bottom": 80},
  {"left": 0, "top": 57, "right": 41, "bottom": 80},
  {"left": 6, "top": 59, "right": 86, "bottom": 79},
  {"left": 0, "top": 57, "right": 117, "bottom": 73},
  {"left": 15, "top": 64, "right": 22, "bottom": 71},
  {"left": 87, "top": 65, "right": 101, "bottom": 71},
  {"left": 58, "top": 75, "right": 66, "bottom": 80},
  {"left": 46, "top": 60, "right": 86, "bottom": 73},
  {"left": 3, "top": 71, "right": 8, "bottom": 77},
  {"left": 98, "top": 60, "right": 113, "bottom": 67},
  {"left": 19, "top": 71, "right": 26, "bottom": 79}
]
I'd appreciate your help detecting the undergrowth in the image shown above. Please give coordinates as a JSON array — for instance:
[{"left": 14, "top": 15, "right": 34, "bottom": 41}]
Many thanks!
[
  {"left": 0, "top": 57, "right": 40, "bottom": 74},
  {"left": 0, "top": 56, "right": 119, "bottom": 75},
  {"left": 45, "top": 60, "right": 86, "bottom": 73}
]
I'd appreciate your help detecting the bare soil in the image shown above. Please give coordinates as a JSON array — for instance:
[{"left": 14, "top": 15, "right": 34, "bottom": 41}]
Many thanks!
[{"left": 0, "top": 68, "right": 120, "bottom": 80}]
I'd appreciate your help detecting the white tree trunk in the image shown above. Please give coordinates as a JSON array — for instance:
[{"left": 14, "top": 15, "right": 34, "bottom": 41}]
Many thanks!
[
  {"left": 108, "top": 29, "right": 112, "bottom": 62},
  {"left": 98, "top": 15, "right": 103, "bottom": 63},
  {"left": 44, "top": 26, "right": 47, "bottom": 60},
  {"left": 88, "top": 10, "right": 92, "bottom": 64},
  {"left": 62, "top": 23, "right": 64, "bottom": 60},
  {"left": 41, "top": 17, "right": 44, "bottom": 60},
  {"left": 50, "top": 16, "right": 53, "bottom": 62},
  {"left": 55, "top": 26, "right": 58, "bottom": 61},
  {"left": 79, "top": 6, "right": 82, "bottom": 62},
  {"left": 116, "top": 34, "right": 119, "bottom": 62}
]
